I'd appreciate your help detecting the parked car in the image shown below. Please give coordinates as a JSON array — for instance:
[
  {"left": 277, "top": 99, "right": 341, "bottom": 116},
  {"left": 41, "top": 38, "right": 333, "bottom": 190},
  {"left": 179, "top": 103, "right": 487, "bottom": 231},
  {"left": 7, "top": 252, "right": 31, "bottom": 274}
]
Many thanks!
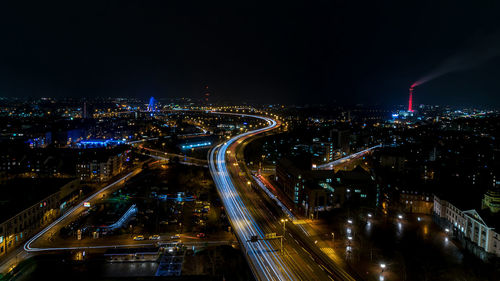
[
  {"left": 170, "top": 234, "right": 181, "bottom": 239},
  {"left": 149, "top": 235, "right": 161, "bottom": 240}
]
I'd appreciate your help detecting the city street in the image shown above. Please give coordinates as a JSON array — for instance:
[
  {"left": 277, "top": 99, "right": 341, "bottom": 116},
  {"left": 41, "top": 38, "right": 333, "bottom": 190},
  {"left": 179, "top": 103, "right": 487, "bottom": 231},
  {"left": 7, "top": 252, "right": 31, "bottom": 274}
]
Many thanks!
[
  {"left": 25, "top": 168, "right": 144, "bottom": 252},
  {"left": 0, "top": 168, "right": 141, "bottom": 276}
]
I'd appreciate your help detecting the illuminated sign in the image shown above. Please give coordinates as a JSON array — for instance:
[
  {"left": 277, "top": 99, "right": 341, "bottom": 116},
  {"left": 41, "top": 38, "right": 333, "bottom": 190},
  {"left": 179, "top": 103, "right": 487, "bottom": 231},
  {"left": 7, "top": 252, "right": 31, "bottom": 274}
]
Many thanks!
[{"left": 83, "top": 202, "right": 91, "bottom": 207}]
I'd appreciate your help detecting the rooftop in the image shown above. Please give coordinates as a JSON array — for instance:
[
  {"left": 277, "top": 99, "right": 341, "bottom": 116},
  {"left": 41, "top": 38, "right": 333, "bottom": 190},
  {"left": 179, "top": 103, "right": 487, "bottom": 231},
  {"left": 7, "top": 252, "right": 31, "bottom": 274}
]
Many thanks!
[{"left": 0, "top": 177, "right": 73, "bottom": 223}]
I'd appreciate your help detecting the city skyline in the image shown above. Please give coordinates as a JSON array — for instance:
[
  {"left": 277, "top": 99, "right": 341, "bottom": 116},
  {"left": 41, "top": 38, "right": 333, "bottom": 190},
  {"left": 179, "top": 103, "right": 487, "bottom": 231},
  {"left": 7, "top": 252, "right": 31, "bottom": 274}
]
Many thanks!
[
  {"left": 1, "top": 2, "right": 500, "bottom": 281},
  {"left": 0, "top": 1, "right": 500, "bottom": 106}
]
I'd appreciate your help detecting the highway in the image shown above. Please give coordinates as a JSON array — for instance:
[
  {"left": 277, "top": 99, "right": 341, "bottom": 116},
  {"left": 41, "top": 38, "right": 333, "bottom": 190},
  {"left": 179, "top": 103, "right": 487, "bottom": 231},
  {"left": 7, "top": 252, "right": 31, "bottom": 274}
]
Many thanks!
[
  {"left": 4, "top": 111, "right": 360, "bottom": 280},
  {"left": 208, "top": 112, "right": 338, "bottom": 281}
]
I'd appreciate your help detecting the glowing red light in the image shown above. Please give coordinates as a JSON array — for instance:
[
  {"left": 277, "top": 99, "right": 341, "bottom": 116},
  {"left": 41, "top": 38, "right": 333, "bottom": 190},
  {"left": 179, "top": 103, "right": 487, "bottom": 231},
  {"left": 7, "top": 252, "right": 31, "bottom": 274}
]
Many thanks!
[{"left": 408, "top": 87, "right": 414, "bottom": 112}]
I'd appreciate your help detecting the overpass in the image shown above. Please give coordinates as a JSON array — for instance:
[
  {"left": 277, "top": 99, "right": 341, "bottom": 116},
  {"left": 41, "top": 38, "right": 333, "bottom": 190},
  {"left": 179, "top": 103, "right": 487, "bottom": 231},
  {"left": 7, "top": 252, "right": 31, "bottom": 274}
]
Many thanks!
[{"left": 313, "top": 144, "right": 382, "bottom": 170}]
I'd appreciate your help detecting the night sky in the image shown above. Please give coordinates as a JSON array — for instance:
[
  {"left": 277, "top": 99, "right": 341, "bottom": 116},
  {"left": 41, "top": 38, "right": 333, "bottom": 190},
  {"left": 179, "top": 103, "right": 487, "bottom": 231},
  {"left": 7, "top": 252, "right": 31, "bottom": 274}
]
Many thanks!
[{"left": 1, "top": 1, "right": 500, "bottom": 106}]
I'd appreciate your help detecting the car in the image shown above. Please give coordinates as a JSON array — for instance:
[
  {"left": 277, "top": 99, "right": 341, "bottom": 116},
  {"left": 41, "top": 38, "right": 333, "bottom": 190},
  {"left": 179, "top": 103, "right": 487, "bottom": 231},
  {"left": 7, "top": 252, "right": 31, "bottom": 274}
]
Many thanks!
[
  {"left": 197, "top": 233, "right": 206, "bottom": 238},
  {"left": 133, "top": 235, "right": 144, "bottom": 241},
  {"left": 149, "top": 235, "right": 160, "bottom": 240},
  {"left": 170, "top": 234, "right": 181, "bottom": 239}
]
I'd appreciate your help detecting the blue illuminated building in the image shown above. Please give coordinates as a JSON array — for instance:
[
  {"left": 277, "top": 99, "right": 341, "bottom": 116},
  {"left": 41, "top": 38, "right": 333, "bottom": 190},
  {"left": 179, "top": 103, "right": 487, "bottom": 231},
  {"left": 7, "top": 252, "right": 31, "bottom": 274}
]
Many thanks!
[{"left": 76, "top": 139, "right": 125, "bottom": 149}]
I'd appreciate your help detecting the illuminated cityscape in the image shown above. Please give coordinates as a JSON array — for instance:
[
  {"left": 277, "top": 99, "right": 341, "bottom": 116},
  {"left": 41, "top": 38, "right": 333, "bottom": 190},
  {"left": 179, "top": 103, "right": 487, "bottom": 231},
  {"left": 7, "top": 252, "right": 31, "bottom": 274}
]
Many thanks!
[{"left": 1, "top": 2, "right": 500, "bottom": 281}]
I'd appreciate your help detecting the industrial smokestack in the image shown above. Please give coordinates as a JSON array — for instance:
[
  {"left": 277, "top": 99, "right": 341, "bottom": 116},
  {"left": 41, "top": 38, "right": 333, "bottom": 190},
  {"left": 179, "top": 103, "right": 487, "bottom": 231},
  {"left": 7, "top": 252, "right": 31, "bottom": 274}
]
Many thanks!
[{"left": 408, "top": 86, "right": 414, "bottom": 112}]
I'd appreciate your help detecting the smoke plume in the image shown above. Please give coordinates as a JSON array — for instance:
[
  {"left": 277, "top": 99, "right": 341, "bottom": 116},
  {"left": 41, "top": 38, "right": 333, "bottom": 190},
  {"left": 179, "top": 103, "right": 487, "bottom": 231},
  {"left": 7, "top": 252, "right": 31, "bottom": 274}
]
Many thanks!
[{"left": 412, "top": 31, "right": 500, "bottom": 88}]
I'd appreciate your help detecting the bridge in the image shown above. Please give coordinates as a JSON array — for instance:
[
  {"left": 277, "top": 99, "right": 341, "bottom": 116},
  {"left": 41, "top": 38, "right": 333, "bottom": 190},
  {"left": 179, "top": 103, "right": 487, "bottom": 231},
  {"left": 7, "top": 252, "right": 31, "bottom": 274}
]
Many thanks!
[{"left": 313, "top": 144, "right": 382, "bottom": 170}]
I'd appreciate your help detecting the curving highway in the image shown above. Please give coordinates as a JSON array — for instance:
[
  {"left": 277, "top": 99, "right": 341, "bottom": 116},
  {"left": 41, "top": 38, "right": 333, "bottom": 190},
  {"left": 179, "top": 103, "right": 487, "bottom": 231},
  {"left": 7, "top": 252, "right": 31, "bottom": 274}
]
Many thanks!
[
  {"left": 208, "top": 112, "right": 341, "bottom": 281},
  {"left": 209, "top": 114, "right": 298, "bottom": 281}
]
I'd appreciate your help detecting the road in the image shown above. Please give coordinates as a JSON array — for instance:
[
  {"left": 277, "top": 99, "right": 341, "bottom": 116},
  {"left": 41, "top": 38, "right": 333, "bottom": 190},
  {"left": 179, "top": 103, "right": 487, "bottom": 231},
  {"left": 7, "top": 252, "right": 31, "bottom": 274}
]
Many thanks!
[
  {"left": 313, "top": 145, "right": 381, "bottom": 170},
  {"left": 229, "top": 122, "right": 359, "bottom": 281},
  {"left": 24, "top": 167, "right": 144, "bottom": 253},
  {"left": 0, "top": 149, "right": 215, "bottom": 276},
  {"left": 0, "top": 168, "right": 143, "bottom": 275},
  {"left": 138, "top": 144, "right": 208, "bottom": 167},
  {"left": 209, "top": 112, "right": 340, "bottom": 281}
]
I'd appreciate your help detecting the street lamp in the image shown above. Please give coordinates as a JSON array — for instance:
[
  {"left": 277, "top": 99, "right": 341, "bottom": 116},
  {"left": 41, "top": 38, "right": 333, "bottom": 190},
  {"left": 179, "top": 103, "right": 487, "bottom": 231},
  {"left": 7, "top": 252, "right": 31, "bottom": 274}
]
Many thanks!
[
  {"left": 280, "top": 219, "right": 288, "bottom": 254},
  {"left": 281, "top": 219, "right": 288, "bottom": 234}
]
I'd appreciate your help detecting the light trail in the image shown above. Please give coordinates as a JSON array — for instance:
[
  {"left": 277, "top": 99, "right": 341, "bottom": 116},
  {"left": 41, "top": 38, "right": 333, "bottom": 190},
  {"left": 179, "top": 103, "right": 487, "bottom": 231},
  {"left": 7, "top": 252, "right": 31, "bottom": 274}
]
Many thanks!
[
  {"left": 208, "top": 113, "right": 298, "bottom": 281},
  {"left": 252, "top": 175, "right": 310, "bottom": 237},
  {"left": 24, "top": 170, "right": 140, "bottom": 252},
  {"left": 313, "top": 144, "right": 382, "bottom": 170},
  {"left": 252, "top": 175, "right": 294, "bottom": 220}
]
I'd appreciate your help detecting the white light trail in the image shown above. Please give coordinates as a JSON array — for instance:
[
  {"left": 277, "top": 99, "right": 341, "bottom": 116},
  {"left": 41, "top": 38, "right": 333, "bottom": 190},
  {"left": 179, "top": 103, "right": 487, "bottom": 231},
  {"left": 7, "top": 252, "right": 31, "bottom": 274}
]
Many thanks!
[
  {"left": 314, "top": 144, "right": 382, "bottom": 170},
  {"left": 25, "top": 171, "right": 139, "bottom": 252},
  {"left": 208, "top": 113, "right": 297, "bottom": 281}
]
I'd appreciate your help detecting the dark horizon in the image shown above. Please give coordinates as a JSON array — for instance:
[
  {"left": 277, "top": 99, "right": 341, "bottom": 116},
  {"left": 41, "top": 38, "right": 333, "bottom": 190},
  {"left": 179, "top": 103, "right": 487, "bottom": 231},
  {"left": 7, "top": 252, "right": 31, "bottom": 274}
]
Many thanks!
[{"left": 1, "top": 1, "right": 500, "bottom": 106}]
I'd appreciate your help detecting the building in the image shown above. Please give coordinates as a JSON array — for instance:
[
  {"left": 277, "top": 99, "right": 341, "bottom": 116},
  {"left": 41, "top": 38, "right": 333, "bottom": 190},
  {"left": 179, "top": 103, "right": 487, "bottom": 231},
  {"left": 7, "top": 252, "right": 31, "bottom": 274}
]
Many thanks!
[
  {"left": 482, "top": 187, "right": 500, "bottom": 213},
  {"left": 76, "top": 149, "right": 128, "bottom": 182},
  {"left": 329, "top": 129, "right": 350, "bottom": 154},
  {"left": 0, "top": 178, "right": 80, "bottom": 257},
  {"left": 433, "top": 191, "right": 500, "bottom": 260},
  {"left": 399, "top": 189, "right": 433, "bottom": 214},
  {"left": 311, "top": 141, "right": 338, "bottom": 166},
  {"left": 275, "top": 159, "right": 327, "bottom": 218},
  {"left": 276, "top": 159, "right": 375, "bottom": 217}
]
